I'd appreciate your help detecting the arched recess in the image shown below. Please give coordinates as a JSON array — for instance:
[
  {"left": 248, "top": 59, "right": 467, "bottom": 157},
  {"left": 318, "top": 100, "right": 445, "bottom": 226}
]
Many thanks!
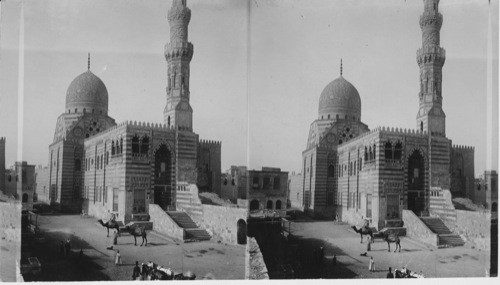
[
  {"left": 407, "top": 149, "right": 426, "bottom": 215},
  {"left": 492, "top": 202, "right": 498, "bottom": 212},
  {"left": 237, "top": 219, "right": 247, "bottom": 245},
  {"left": 153, "top": 144, "right": 173, "bottom": 210},
  {"left": 22, "top": 193, "right": 28, "bottom": 203},
  {"left": 385, "top": 141, "right": 393, "bottom": 159},
  {"left": 267, "top": 200, "right": 273, "bottom": 210},
  {"left": 275, "top": 200, "right": 282, "bottom": 210},
  {"left": 132, "top": 135, "right": 140, "bottom": 154},
  {"left": 249, "top": 200, "right": 259, "bottom": 211}
]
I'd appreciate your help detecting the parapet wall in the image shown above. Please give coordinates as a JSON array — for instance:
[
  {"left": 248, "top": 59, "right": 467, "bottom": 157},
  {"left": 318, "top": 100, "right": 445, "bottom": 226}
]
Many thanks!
[
  {"left": 0, "top": 201, "right": 21, "bottom": 242},
  {"left": 149, "top": 204, "right": 184, "bottom": 241},
  {"left": 452, "top": 210, "right": 491, "bottom": 251},
  {"left": 199, "top": 204, "right": 247, "bottom": 244},
  {"left": 402, "top": 209, "right": 438, "bottom": 247}
]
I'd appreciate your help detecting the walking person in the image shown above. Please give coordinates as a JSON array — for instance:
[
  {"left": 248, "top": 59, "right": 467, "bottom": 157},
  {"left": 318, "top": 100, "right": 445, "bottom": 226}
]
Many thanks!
[
  {"left": 368, "top": 256, "right": 375, "bottom": 272},
  {"left": 132, "top": 261, "right": 141, "bottom": 280},
  {"left": 114, "top": 249, "right": 122, "bottom": 265},
  {"left": 64, "top": 238, "right": 71, "bottom": 258},
  {"left": 366, "top": 236, "right": 371, "bottom": 252},
  {"left": 387, "top": 267, "right": 394, "bottom": 278},
  {"left": 59, "top": 241, "right": 65, "bottom": 257},
  {"left": 141, "top": 263, "right": 148, "bottom": 280},
  {"left": 113, "top": 229, "right": 119, "bottom": 245}
]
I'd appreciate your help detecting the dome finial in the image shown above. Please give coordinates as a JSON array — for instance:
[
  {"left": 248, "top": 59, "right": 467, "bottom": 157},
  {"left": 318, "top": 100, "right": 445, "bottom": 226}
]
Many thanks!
[
  {"left": 88, "top": 53, "right": 90, "bottom": 70},
  {"left": 340, "top": 58, "right": 343, "bottom": 76}
]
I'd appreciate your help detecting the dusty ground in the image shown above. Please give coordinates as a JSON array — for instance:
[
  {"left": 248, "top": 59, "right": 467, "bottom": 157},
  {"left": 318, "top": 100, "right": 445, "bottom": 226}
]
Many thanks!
[
  {"left": 288, "top": 217, "right": 490, "bottom": 279},
  {"left": 22, "top": 214, "right": 245, "bottom": 281}
]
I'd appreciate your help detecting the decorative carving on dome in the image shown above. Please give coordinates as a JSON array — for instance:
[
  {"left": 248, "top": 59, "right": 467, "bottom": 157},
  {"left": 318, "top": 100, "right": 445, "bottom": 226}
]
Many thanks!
[{"left": 65, "top": 71, "right": 108, "bottom": 111}]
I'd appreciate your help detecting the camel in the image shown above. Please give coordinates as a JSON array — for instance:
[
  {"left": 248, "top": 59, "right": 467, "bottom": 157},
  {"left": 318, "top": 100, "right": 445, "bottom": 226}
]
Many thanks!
[
  {"left": 351, "top": 226, "right": 374, "bottom": 243},
  {"left": 382, "top": 233, "right": 401, "bottom": 252},
  {"left": 125, "top": 225, "right": 148, "bottom": 246},
  {"left": 98, "top": 219, "right": 120, "bottom": 237}
]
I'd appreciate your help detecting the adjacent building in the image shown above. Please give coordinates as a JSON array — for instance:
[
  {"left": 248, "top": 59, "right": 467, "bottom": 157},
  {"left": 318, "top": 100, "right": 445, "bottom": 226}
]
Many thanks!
[
  {"left": 248, "top": 167, "right": 288, "bottom": 215},
  {"left": 474, "top": 170, "right": 498, "bottom": 212}
]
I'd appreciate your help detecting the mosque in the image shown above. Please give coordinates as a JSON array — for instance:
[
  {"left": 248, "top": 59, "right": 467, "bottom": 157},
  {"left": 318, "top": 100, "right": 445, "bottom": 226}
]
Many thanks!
[
  {"left": 36, "top": 0, "right": 221, "bottom": 223},
  {"left": 290, "top": 0, "right": 475, "bottom": 230}
]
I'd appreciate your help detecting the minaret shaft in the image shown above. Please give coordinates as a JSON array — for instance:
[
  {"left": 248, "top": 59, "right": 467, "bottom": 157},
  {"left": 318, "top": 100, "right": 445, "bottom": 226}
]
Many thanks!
[
  {"left": 164, "top": 0, "right": 193, "bottom": 131},
  {"left": 416, "top": 0, "right": 446, "bottom": 136}
]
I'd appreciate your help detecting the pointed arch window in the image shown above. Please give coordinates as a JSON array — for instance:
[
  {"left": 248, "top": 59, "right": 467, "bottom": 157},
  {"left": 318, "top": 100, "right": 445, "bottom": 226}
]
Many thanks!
[
  {"left": 132, "top": 135, "right": 140, "bottom": 154},
  {"left": 141, "top": 135, "right": 149, "bottom": 155},
  {"left": 385, "top": 141, "right": 393, "bottom": 160},
  {"left": 111, "top": 141, "right": 115, "bottom": 155},
  {"left": 373, "top": 144, "right": 376, "bottom": 160},
  {"left": 394, "top": 142, "right": 403, "bottom": 160},
  {"left": 328, "top": 165, "right": 335, "bottom": 177}
]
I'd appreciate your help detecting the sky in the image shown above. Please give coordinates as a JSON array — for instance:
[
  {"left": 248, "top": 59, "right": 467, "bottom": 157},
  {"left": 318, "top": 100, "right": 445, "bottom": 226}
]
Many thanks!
[{"left": 0, "top": 0, "right": 498, "bottom": 176}]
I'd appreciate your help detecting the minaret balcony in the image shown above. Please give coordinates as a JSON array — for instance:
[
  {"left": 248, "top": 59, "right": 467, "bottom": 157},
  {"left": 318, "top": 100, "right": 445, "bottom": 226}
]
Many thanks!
[
  {"left": 416, "top": 46, "right": 445, "bottom": 66},
  {"left": 165, "top": 42, "right": 194, "bottom": 60}
]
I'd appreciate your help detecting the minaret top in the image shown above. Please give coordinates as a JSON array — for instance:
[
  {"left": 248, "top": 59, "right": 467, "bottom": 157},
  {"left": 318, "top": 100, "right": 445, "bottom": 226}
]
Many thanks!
[
  {"left": 87, "top": 53, "right": 90, "bottom": 70},
  {"left": 423, "top": 0, "right": 440, "bottom": 13},
  {"left": 340, "top": 58, "right": 343, "bottom": 77},
  {"left": 172, "top": 0, "right": 187, "bottom": 7}
]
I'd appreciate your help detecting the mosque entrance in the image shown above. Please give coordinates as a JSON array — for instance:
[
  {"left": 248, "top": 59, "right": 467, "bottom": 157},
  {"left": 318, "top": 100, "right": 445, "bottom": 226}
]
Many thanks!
[
  {"left": 154, "top": 144, "right": 173, "bottom": 211},
  {"left": 407, "top": 150, "right": 426, "bottom": 215}
]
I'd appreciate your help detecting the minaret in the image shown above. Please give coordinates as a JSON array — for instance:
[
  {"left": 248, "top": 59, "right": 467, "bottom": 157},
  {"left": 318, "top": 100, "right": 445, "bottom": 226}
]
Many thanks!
[
  {"left": 164, "top": 0, "right": 194, "bottom": 131},
  {"left": 416, "top": 0, "right": 446, "bottom": 136}
]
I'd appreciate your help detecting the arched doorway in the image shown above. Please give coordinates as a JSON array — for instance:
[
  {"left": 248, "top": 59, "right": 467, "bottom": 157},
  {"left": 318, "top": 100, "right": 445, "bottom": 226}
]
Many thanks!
[
  {"left": 22, "top": 193, "right": 28, "bottom": 203},
  {"left": 154, "top": 144, "right": 173, "bottom": 210},
  {"left": 492, "top": 202, "right": 497, "bottom": 212},
  {"left": 407, "top": 149, "right": 426, "bottom": 215},
  {"left": 275, "top": 200, "right": 282, "bottom": 210},
  {"left": 237, "top": 219, "right": 247, "bottom": 245},
  {"left": 267, "top": 200, "right": 273, "bottom": 210},
  {"left": 249, "top": 200, "right": 259, "bottom": 211}
]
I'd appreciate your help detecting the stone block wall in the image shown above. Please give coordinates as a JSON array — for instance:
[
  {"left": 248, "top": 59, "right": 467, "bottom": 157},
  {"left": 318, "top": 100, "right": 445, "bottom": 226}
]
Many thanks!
[
  {"left": 34, "top": 166, "right": 50, "bottom": 204},
  {"left": 0, "top": 201, "right": 21, "bottom": 242},
  {"left": 198, "top": 204, "right": 247, "bottom": 244},
  {"left": 0, "top": 137, "right": 5, "bottom": 194},
  {"left": 246, "top": 237, "right": 269, "bottom": 280},
  {"left": 402, "top": 209, "right": 438, "bottom": 247},
  {"left": 452, "top": 210, "right": 491, "bottom": 250},
  {"left": 149, "top": 204, "right": 184, "bottom": 240},
  {"left": 288, "top": 173, "right": 303, "bottom": 210}
]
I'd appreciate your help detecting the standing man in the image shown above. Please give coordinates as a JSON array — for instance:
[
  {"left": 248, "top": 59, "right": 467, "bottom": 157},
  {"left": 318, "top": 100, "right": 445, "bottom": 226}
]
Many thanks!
[
  {"left": 64, "top": 239, "right": 71, "bottom": 258},
  {"left": 113, "top": 229, "right": 119, "bottom": 245},
  {"left": 132, "top": 261, "right": 141, "bottom": 280},
  {"left": 369, "top": 256, "right": 375, "bottom": 272},
  {"left": 387, "top": 267, "right": 394, "bottom": 278}
]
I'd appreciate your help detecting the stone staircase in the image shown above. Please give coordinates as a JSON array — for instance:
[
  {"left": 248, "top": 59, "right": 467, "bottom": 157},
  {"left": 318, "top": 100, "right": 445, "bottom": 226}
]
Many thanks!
[
  {"left": 167, "top": 211, "right": 211, "bottom": 242},
  {"left": 420, "top": 217, "right": 464, "bottom": 247}
]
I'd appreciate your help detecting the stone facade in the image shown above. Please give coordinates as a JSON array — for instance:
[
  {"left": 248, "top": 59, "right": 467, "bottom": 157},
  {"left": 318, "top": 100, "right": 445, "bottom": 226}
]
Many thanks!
[
  {"left": 34, "top": 166, "right": 50, "bottom": 204},
  {"left": 474, "top": 170, "right": 498, "bottom": 211},
  {"left": 288, "top": 172, "right": 303, "bottom": 210},
  {"left": 248, "top": 167, "right": 288, "bottom": 214},
  {"left": 298, "top": 0, "right": 474, "bottom": 230},
  {"left": 35, "top": 0, "right": 222, "bottom": 222},
  {"left": 4, "top": 162, "right": 35, "bottom": 211},
  {"left": 220, "top": 166, "right": 248, "bottom": 202},
  {"left": 197, "top": 140, "right": 222, "bottom": 195}
]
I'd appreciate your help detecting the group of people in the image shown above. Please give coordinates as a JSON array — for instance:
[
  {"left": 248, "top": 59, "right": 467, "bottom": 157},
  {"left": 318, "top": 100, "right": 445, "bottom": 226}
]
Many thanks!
[{"left": 131, "top": 260, "right": 196, "bottom": 280}]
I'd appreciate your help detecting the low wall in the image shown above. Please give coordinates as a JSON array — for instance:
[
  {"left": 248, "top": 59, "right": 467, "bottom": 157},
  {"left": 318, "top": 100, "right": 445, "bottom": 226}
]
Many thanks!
[
  {"left": 246, "top": 237, "right": 269, "bottom": 280},
  {"left": 0, "top": 201, "right": 21, "bottom": 242},
  {"left": 198, "top": 204, "right": 247, "bottom": 244},
  {"left": 402, "top": 210, "right": 438, "bottom": 247},
  {"left": 453, "top": 210, "right": 491, "bottom": 250},
  {"left": 148, "top": 204, "right": 184, "bottom": 241}
]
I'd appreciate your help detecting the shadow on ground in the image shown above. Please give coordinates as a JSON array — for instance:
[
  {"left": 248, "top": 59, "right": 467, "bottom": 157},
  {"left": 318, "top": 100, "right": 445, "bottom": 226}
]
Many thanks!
[{"left": 22, "top": 229, "right": 112, "bottom": 281}]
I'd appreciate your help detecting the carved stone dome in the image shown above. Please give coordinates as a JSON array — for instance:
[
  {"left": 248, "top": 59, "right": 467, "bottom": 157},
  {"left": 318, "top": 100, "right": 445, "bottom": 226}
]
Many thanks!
[
  {"left": 318, "top": 76, "right": 361, "bottom": 121},
  {"left": 65, "top": 70, "right": 108, "bottom": 115}
]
